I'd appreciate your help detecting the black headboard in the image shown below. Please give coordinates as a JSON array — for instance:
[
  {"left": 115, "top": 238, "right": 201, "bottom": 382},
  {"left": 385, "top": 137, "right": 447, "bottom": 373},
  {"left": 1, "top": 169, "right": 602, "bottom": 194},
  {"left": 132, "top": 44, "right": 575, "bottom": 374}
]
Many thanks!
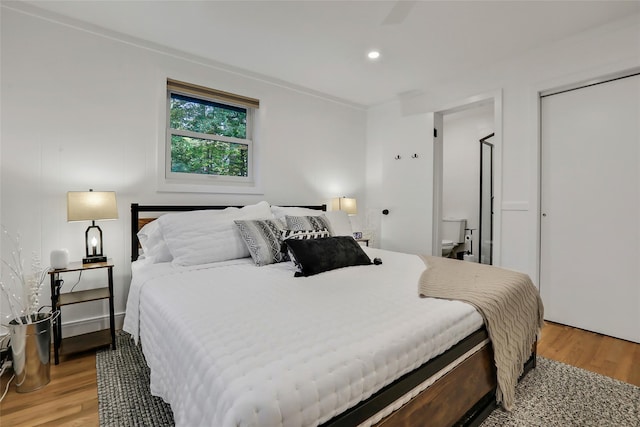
[{"left": 131, "top": 203, "right": 327, "bottom": 261}]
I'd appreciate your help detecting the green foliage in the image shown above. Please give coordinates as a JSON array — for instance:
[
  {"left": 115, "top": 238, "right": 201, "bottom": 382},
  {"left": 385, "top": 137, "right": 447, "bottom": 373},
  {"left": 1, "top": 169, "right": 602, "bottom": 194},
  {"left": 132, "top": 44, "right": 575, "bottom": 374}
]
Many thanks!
[
  {"left": 169, "top": 94, "right": 249, "bottom": 177},
  {"left": 171, "top": 136, "right": 248, "bottom": 177}
]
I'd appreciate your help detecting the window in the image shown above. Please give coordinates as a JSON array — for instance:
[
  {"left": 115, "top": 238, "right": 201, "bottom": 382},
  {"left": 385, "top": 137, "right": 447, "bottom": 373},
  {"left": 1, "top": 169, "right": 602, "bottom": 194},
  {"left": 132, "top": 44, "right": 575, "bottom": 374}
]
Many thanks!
[{"left": 165, "top": 79, "right": 259, "bottom": 187}]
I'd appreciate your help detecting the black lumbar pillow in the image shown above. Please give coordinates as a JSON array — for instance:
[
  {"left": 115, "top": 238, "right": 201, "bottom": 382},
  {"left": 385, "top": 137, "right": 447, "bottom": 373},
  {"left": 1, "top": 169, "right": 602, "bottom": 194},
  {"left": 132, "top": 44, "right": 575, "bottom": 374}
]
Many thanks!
[{"left": 285, "top": 236, "right": 372, "bottom": 277}]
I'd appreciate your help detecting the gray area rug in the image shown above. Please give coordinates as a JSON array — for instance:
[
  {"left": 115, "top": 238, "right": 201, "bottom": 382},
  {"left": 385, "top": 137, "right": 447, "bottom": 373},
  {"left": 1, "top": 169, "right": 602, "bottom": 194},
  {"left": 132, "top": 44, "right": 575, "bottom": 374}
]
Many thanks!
[
  {"left": 97, "top": 332, "right": 640, "bottom": 427},
  {"left": 480, "top": 357, "right": 639, "bottom": 427},
  {"left": 97, "top": 332, "right": 174, "bottom": 427}
]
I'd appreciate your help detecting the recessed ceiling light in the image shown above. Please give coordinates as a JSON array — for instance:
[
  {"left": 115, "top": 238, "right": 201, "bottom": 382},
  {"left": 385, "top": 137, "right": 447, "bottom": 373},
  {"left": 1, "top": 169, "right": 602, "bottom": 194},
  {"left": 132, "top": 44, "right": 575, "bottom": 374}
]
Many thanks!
[{"left": 367, "top": 50, "right": 380, "bottom": 60}]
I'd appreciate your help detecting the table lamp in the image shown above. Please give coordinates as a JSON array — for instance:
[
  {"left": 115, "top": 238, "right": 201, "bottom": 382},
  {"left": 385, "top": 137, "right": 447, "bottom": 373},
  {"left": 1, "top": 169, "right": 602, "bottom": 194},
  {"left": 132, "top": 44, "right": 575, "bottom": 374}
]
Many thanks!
[
  {"left": 67, "top": 190, "right": 118, "bottom": 264},
  {"left": 330, "top": 197, "right": 357, "bottom": 215}
]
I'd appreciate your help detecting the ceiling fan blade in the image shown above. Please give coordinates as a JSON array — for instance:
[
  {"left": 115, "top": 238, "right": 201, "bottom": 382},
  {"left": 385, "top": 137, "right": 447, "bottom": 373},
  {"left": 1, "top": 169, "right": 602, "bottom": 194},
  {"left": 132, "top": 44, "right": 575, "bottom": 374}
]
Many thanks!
[{"left": 382, "top": 0, "right": 417, "bottom": 25}]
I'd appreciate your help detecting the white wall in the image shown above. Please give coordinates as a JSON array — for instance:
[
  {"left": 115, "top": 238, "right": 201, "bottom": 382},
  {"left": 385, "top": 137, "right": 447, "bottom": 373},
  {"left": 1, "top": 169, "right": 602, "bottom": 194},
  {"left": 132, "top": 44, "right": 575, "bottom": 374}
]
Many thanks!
[
  {"left": 442, "top": 105, "right": 494, "bottom": 235},
  {"left": 365, "top": 103, "right": 434, "bottom": 254},
  {"left": 0, "top": 7, "right": 366, "bottom": 333},
  {"left": 366, "top": 14, "right": 640, "bottom": 283}
]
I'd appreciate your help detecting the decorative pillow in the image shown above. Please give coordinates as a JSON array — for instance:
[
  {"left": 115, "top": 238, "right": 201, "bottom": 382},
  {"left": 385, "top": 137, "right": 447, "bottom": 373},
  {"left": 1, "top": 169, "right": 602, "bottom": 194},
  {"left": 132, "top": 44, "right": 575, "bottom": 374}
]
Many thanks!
[
  {"left": 282, "top": 228, "right": 331, "bottom": 241},
  {"left": 158, "top": 201, "right": 273, "bottom": 266},
  {"left": 235, "top": 219, "right": 288, "bottom": 266},
  {"left": 285, "top": 215, "right": 334, "bottom": 235},
  {"left": 137, "top": 220, "right": 172, "bottom": 263},
  {"left": 285, "top": 236, "right": 372, "bottom": 277},
  {"left": 281, "top": 228, "right": 331, "bottom": 263}
]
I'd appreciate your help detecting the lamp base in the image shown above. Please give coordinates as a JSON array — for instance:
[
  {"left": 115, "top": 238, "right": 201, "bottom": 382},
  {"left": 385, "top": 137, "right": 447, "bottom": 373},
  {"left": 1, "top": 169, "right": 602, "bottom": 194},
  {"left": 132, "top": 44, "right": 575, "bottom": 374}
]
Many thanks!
[{"left": 82, "top": 256, "right": 107, "bottom": 264}]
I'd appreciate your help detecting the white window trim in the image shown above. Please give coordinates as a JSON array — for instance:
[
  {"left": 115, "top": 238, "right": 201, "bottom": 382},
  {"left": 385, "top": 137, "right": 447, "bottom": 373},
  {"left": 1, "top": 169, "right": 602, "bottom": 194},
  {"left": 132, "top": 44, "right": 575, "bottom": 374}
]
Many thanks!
[{"left": 157, "top": 82, "right": 263, "bottom": 194}]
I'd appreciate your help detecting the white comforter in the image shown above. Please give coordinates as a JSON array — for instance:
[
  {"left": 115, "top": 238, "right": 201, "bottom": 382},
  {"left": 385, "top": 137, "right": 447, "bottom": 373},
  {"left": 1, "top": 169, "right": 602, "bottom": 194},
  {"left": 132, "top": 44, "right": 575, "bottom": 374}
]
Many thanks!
[{"left": 123, "top": 248, "right": 483, "bottom": 427}]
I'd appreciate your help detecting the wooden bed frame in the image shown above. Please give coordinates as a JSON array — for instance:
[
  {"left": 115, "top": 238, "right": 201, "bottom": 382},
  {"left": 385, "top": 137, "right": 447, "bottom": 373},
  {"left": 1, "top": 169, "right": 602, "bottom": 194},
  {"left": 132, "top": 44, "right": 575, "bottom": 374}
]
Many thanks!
[{"left": 130, "top": 203, "right": 536, "bottom": 427}]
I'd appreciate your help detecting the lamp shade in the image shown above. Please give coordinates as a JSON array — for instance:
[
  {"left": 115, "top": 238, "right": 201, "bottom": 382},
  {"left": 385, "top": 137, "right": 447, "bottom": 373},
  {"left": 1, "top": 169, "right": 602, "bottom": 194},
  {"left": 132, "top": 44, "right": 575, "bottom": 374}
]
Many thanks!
[
  {"left": 331, "top": 197, "right": 357, "bottom": 215},
  {"left": 67, "top": 191, "right": 118, "bottom": 222}
]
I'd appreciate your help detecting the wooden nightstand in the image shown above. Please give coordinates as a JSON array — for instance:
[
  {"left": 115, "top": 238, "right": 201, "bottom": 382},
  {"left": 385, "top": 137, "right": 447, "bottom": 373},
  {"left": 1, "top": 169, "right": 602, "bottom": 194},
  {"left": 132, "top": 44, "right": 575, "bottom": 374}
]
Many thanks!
[
  {"left": 49, "top": 260, "right": 115, "bottom": 364},
  {"left": 356, "top": 238, "right": 370, "bottom": 247}
]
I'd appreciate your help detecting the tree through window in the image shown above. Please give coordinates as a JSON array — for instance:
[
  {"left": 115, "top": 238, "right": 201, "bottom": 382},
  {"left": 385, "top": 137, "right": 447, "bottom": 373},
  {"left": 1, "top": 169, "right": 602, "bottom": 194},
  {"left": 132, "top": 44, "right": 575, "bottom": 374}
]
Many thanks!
[{"left": 165, "top": 79, "right": 259, "bottom": 185}]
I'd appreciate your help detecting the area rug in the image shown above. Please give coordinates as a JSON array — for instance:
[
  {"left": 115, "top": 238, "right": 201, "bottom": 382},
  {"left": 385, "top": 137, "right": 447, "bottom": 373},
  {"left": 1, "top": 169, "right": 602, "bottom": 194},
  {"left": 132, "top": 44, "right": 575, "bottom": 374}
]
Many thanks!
[
  {"left": 480, "top": 358, "right": 639, "bottom": 426},
  {"left": 97, "top": 332, "right": 174, "bottom": 427},
  {"left": 97, "top": 332, "right": 639, "bottom": 427}
]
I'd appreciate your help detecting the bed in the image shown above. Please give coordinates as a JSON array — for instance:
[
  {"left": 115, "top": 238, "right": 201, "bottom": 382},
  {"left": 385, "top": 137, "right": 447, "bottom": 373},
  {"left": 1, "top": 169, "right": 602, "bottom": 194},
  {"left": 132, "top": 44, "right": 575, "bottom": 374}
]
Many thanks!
[{"left": 123, "top": 202, "right": 541, "bottom": 427}]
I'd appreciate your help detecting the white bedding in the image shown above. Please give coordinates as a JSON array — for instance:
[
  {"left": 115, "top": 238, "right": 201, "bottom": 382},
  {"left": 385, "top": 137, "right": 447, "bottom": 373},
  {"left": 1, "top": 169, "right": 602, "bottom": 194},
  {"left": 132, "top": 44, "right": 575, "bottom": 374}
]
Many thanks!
[{"left": 123, "top": 247, "right": 484, "bottom": 427}]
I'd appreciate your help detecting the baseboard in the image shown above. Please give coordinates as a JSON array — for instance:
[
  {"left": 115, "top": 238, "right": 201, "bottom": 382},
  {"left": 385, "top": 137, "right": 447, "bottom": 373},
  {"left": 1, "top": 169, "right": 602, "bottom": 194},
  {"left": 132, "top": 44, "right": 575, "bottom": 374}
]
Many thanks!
[{"left": 60, "top": 312, "right": 125, "bottom": 338}]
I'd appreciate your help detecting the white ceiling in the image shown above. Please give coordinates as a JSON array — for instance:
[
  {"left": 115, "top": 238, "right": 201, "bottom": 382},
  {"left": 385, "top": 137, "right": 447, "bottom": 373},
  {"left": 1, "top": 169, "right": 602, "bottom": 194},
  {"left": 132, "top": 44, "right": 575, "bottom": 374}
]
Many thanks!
[{"left": 17, "top": 0, "right": 640, "bottom": 107}]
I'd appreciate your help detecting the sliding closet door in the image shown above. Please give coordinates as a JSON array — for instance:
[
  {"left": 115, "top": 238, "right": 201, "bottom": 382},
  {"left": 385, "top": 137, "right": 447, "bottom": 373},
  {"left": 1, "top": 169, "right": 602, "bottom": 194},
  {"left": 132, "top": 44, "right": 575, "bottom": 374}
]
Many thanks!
[{"left": 540, "top": 74, "right": 639, "bottom": 343}]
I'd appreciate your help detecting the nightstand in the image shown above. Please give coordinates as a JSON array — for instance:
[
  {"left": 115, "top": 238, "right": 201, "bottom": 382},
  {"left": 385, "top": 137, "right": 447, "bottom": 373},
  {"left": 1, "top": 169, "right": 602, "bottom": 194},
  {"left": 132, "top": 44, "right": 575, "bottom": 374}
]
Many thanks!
[
  {"left": 356, "top": 238, "right": 370, "bottom": 247},
  {"left": 49, "top": 260, "right": 115, "bottom": 364}
]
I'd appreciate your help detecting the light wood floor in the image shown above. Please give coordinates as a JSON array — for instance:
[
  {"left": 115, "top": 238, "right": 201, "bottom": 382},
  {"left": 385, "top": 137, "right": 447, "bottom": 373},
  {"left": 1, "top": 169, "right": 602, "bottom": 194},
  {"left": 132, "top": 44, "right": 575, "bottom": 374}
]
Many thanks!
[{"left": 1, "top": 322, "right": 639, "bottom": 426}]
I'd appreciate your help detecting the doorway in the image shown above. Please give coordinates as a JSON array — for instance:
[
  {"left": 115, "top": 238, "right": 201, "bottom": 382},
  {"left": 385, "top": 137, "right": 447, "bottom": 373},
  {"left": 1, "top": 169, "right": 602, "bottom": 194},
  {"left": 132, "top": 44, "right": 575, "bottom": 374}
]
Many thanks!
[
  {"left": 479, "top": 133, "right": 494, "bottom": 265},
  {"left": 435, "top": 100, "right": 496, "bottom": 264}
]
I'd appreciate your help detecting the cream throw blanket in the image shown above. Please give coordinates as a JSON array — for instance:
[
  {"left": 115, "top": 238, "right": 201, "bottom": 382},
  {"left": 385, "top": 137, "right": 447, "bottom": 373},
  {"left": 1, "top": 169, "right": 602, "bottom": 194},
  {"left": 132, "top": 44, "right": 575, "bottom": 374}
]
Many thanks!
[{"left": 418, "top": 256, "right": 544, "bottom": 411}]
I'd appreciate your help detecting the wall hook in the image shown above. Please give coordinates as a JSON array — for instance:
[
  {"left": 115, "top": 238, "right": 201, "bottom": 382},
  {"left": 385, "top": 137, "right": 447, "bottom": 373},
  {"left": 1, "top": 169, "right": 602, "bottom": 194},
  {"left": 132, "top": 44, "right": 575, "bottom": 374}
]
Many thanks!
[
  {"left": 411, "top": 153, "right": 419, "bottom": 159},
  {"left": 394, "top": 155, "right": 401, "bottom": 160}
]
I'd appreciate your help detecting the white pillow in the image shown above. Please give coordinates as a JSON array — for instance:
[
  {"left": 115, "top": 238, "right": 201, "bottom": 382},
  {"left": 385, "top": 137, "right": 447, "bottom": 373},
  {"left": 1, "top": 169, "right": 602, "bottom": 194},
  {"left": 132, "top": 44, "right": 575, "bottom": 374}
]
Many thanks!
[
  {"left": 270, "top": 205, "right": 324, "bottom": 219},
  {"left": 324, "top": 211, "right": 353, "bottom": 237},
  {"left": 158, "top": 201, "right": 273, "bottom": 266},
  {"left": 137, "top": 220, "right": 172, "bottom": 263}
]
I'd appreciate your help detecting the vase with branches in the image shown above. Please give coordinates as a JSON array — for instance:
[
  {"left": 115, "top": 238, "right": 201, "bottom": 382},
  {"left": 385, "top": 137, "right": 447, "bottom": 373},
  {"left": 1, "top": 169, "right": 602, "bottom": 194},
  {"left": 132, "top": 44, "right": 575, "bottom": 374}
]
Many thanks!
[
  {"left": 1, "top": 226, "right": 49, "bottom": 325},
  {"left": 1, "top": 226, "right": 57, "bottom": 393}
]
